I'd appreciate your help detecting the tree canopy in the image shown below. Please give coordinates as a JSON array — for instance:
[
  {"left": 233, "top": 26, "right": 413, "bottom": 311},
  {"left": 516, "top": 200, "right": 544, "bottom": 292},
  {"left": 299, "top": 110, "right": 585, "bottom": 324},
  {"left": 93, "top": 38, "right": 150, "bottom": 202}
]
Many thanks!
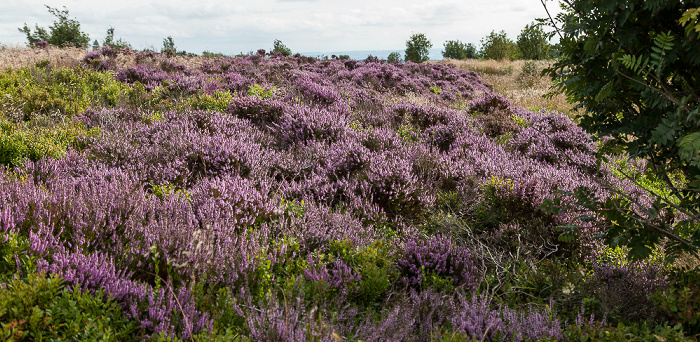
[
  {"left": 442, "top": 40, "right": 477, "bottom": 60},
  {"left": 405, "top": 33, "right": 432, "bottom": 63},
  {"left": 19, "top": 6, "right": 89, "bottom": 48},
  {"left": 479, "top": 30, "right": 516, "bottom": 60},
  {"left": 543, "top": 0, "right": 700, "bottom": 260}
]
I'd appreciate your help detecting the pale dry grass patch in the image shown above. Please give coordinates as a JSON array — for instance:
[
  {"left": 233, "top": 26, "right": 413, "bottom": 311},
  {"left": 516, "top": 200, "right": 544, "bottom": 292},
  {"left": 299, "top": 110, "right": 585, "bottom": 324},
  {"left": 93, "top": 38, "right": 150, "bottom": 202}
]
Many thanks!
[
  {"left": 440, "top": 58, "right": 579, "bottom": 116},
  {"left": 0, "top": 45, "right": 210, "bottom": 71},
  {"left": 0, "top": 44, "right": 86, "bottom": 70}
]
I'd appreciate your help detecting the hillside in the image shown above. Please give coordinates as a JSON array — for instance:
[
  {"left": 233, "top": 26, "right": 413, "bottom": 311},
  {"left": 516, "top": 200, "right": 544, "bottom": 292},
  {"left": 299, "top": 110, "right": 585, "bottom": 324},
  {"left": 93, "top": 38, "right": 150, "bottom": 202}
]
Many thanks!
[{"left": 0, "top": 47, "right": 690, "bottom": 340}]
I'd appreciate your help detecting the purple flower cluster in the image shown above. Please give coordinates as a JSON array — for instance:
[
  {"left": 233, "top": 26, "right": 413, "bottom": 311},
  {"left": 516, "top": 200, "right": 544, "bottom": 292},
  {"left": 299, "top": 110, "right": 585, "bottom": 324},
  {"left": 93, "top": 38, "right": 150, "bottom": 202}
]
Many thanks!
[
  {"left": 358, "top": 289, "right": 562, "bottom": 341},
  {"left": 397, "top": 235, "right": 477, "bottom": 290}
]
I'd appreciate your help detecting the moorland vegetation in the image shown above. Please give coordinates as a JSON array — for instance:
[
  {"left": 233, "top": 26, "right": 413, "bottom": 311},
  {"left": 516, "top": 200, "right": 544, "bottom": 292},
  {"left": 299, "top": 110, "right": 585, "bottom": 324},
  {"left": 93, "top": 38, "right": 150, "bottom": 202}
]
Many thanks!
[{"left": 0, "top": 0, "right": 699, "bottom": 341}]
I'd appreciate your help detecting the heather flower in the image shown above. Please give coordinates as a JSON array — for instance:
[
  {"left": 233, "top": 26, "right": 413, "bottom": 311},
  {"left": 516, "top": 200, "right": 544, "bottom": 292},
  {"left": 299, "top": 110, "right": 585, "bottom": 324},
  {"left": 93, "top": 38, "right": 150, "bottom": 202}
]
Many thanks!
[{"left": 397, "top": 235, "right": 477, "bottom": 291}]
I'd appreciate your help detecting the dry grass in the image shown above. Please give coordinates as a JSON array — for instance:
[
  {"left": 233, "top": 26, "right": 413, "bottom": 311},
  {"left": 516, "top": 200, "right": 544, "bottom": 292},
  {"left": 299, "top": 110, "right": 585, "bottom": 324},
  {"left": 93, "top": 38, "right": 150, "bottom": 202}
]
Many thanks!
[
  {"left": 439, "top": 58, "right": 579, "bottom": 116},
  {"left": 0, "top": 44, "right": 87, "bottom": 70},
  {"left": 0, "top": 45, "right": 210, "bottom": 72}
]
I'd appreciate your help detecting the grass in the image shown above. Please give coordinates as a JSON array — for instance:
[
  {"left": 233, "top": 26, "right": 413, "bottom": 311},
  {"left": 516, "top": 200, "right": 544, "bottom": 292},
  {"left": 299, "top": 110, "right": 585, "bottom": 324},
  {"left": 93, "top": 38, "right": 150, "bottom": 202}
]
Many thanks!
[{"left": 440, "top": 58, "right": 578, "bottom": 116}]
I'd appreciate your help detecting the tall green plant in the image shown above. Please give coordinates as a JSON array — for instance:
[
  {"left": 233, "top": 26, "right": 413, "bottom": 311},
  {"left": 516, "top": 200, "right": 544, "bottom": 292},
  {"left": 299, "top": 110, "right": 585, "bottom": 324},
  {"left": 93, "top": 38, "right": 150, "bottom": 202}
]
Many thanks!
[
  {"left": 442, "top": 40, "right": 477, "bottom": 60},
  {"left": 542, "top": 0, "right": 700, "bottom": 260},
  {"left": 516, "top": 22, "right": 551, "bottom": 60},
  {"left": 479, "top": 30, "right": 516, "bottom": 60},
  {"left": 272, "top": 39, "right": 292, "bottom": 56},
  {"left": 103, "top": 27, "right": 132, "bottom": 50},
  {"left": 405, "top": 33, "right": 432, "bottom": 63},
  {"left": 19, "top": 6, "right": 90, "bottom": 48}
]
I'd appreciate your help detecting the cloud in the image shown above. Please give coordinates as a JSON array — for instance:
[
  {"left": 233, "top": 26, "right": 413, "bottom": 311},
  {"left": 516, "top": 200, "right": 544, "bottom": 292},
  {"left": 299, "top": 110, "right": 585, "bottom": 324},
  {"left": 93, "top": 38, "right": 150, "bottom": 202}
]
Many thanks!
[{"left": 0, "top": 0, "right": 562, "bottom": 53}]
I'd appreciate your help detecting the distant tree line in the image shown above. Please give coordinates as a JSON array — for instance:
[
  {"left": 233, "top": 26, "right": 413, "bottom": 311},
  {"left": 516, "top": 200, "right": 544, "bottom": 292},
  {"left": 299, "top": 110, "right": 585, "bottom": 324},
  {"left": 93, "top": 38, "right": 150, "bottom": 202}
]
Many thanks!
[
  {"left": 20, "top": 5, "right": 553, "bottom": 62},
  {"left": 403, "top": 22, "right": 555, "bottom": 63}
]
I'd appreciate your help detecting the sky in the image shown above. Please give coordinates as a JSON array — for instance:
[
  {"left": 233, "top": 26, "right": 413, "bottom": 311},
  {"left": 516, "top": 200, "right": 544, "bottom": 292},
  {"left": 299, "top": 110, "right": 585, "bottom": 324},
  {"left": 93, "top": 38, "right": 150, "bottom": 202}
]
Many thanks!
[{"left": 0, "top": 0, "right": 563, "bottom": 56}]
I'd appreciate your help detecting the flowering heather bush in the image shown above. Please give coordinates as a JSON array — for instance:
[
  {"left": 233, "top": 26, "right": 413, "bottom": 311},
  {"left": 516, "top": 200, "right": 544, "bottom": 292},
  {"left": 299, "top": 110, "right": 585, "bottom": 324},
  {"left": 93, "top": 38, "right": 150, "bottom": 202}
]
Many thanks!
[
  {"left": 0, "top": 48, "right": 669, "bottom": 339},
  {"left": 397, "top": 235, "right": 477, "bottom": 291}
]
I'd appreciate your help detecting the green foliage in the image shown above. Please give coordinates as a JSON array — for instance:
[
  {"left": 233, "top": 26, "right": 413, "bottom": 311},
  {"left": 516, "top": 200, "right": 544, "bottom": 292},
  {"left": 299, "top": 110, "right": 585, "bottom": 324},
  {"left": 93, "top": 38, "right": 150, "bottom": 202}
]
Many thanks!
[
  {"left": 441, "top": 40, "right": 477, "bottom": 60},
  {"left": 103, "top": 27, "right": 131, "bottom": 50},
  {"left": 0, "top": 234, "right": 36, "bottom": 282},
  {"left": 0, "top": 273, "right": 137, "bottom": 341},
  {"left": 561, "top": 320, "right": 688, "bottom": 341},
  {"left": 429, "top": 86, "right": 442, "bottom": 94},
  {"left": 404, "top": 33, "right": 433, "bottom": 63},
  {"left": 338, "top": 54, "right": 350, "bottom": 60},
  {"left": 328, "top": 240, "right": 398, "bottom": 305},
  {"left": 272, "top": 39, "right": 292, "bottom": 56},
  {"left": 680, "top": 7, "right": 700, "bottom": 37},
  {"left": 543, "top": 0, "right": 700, "bottom": 259},
  {"left": 654, "top": 285, "right": 700, "bottom": 334},
  {"left": 249, "top": 237, "right": 308, "bottom": 300},
  {"left": 247, "top": 84, "right": 275, "bottom": 99},
  {"left": 202, "top": 51, "right": 229, "bottom": 58},
  {"left": 18, "top": 6, "right": 90, "bottom": 48},
  {"left": 0, "top": 65, "right": 131, "bottom": 120},
  {"left": 516, "top": 22, "right": 551, "bottom": 60},
  {"left": 182, "top": 90, "right": 234, "bottom": 112},
  {"left": 162, "top": 36, "right": 176, "bottom": 54},
  {"left": 387, "top": 52, "right": 402, "bottom": 63},
  {"left": 479, "top": 30, "right": 516, "bottom": 60},
  {"left": 0, "top": 117, "right": 96, "bottom": 168}
]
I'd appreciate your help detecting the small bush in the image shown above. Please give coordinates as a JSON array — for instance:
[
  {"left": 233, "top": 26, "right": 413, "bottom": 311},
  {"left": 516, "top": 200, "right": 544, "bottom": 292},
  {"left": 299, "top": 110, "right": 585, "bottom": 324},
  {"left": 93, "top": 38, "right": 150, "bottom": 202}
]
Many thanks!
[
  {"left": 0, "top": 272, "right": 137, "bottom": 341},
  {"left": 397, "top": 235, "right": 477, "bottom": 292},
  {"left": 387, "top": 52, "right": 402, "bottom": 63}
]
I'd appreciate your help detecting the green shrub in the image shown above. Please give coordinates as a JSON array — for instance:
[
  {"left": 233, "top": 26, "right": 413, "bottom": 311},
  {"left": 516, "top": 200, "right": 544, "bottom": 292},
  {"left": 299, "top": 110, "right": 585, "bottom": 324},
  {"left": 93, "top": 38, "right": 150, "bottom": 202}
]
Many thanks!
[
  {"left": 387, "top": 52, "right": 402, "bottom": 63},
  {"left": 0, "top": 273, "right": 137, "bottom": 341},
  {"left": 561, "top": 321, "right": 688, "bottom": 341},
  {"left": 247, "top": 84, "right": 275, "bottom": 99},
  {"left": 442, "top": 40, "right": 477, "bottom": 60},
  {"left": 479, "top": 30, "right": 516, "bottom": 60},
  {"left": 271, "top": 39, "right": 292, "bottom": 56},
  {"left": 328, "top": 240, "right": 398, "bottom": 305},
  {"left": 516, "top": 22, "right": 551, "bottom": 60},
  {"left": 0, "top": 65, "right": 131, "bottom": 121},
  {"left": 181, "top": 90, "right": 234, "bottom": 112},
  {"left": 543, "top": 0, "right": 700, "bottom": 260},
  {"left": 0, "top": 117, "right": 96, "bottom": 168},
  {"left": 19, "top": 6, "right": 89, "bottom": 48},
  {"left": 0, "top": 234, "right": 36, "bottom": 282},
  {"left": 405, "top": 33, "right": 433, "bottom": 63}
]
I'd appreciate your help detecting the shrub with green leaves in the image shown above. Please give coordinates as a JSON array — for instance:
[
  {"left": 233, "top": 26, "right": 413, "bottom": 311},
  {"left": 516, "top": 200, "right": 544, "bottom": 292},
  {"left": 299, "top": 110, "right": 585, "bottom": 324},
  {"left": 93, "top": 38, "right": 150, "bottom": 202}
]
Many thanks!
[
  {"left": 0, "top": 65, "right": 131, "bottom": 120},
  {"left": 543, "top": 0, "right": 700, "bottom": 260},
  {"left": 387, "top": 52, "right": 402, "bottom": 63},
  {"left": 0, "top": 273, "right": 137, "bottom": 341},
  {"left": 272, "top": 39, "right": 292, "bottom": 56},
  {"left": 0, "top": 118, "right": 95, "bottom": 167},
  {"left": 479, "top": 30, "right": 516, "bottom": 60},
  {"left": 516, "top": 22, "right": 551, "bottom": 60},
  {"left": 18, "top": 6, "right": 89, "bottom": 48},
  {"left": 442, "top": 40, "right": 477, "bottom": 60},
  {"left": 405, "top": 33, "right": 432, "bottom": 63}
]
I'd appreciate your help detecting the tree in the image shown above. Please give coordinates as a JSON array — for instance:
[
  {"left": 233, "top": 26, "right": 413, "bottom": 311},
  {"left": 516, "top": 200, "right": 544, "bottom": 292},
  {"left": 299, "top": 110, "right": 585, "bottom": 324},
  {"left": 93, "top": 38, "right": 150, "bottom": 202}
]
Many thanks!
[
  {"left": 442, "top": 40, "right": 477, "bottom": 60},
  {"left": 542, "top": 0, "right": 700, "bottom": 260},
  {"left": 272, "top": 39, "right": 292, "bottom": 56},
  {"left": 103, "top": 27, "right": 132, "bottom": 50},
  {"left": 516, "top": 22, "right": 551, "bottom": 60},
  {"left": 19, "top": 6, "right": 89, "bottom": 48},
  {"left": 405, "top": 33, "right": 432, "bottom": 63},
  {"left": 162, "top": 36, "right": 176, "bottom": 54},
  {"left": 479, "top": 30, "right": 516, "bottom": 60},
  {"left": 387, "top": 52, "right": 402, "bottom": 63}
]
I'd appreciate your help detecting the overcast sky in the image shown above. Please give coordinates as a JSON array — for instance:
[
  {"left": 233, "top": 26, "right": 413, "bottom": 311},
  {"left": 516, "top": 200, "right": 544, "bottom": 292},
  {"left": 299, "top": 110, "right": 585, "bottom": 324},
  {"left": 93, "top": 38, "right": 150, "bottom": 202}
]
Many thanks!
[{"left": 0, "top": 0, "right": 562, "bottom": 55}]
